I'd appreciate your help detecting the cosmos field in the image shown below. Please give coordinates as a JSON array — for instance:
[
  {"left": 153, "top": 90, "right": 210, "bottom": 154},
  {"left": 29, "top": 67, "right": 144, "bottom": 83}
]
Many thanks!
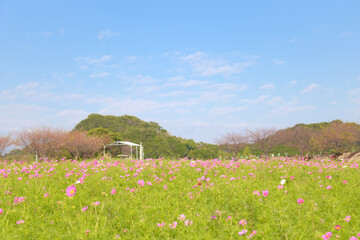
[{"left": 0, "top": 156, "right": 359, "bottom": 239}]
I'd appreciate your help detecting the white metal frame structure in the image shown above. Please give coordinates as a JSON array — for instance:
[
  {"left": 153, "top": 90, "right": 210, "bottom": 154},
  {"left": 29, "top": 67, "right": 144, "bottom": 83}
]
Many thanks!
[{"left": 103, "top": 141, "right": 144, "bottom": 160}]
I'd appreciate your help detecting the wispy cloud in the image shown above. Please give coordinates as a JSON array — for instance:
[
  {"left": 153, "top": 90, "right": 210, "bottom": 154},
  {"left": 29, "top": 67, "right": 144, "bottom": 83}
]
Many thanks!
[
  {"left": 272, "top": 59, "right": 285, "bottom": 65},
  {"left": 260, "top": 83, "right": 275, "bottom": 90},
  {"left": 209, "top": 106, "right": 247, "bottom": 116},
  {"left": 75, "top": 55, "right": 112, "bottom": 65},
  {"left": 338, "top": 31, "right": 351, "bottom": 38},
  {"left": 42, "top": 32, "right": 54, "bottom": 37},
  {"left": 348, "top": 88, "right": 360, "bottom": 105},
  {"left": 165, "top": 76, "right": 209, "bottom": 88},
  {"left": 300, "top": 83, "right": 319, "bottom": 94},
  {"left": 180, "top": 51, "right": 256, "bottom": 77},
  {"left": 89, "top": 72, "right": 110, "bottom": 78},
  {"left": 289, "top": 80, "right": 298, "bottom": 85},
  {"left": 98, "top": 30, "right": 120, "bottom": 40}
]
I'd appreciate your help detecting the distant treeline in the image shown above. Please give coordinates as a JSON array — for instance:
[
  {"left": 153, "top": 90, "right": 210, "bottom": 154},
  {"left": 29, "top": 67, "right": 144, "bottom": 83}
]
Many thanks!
[{"left": 0, "top": 114, "right": 359, "bottom": 160}]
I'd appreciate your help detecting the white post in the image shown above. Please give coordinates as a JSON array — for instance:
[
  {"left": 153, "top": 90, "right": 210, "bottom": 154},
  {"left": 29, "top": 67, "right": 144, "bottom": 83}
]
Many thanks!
[
  {"left": 140, "top": 143, "right": 143, "bottom": 160},
  {"left": 103, "top": 146, "right": 106, "bottom": 157},
  {"left": 35, "top": 149, "right": 38, "bottom": 163}
]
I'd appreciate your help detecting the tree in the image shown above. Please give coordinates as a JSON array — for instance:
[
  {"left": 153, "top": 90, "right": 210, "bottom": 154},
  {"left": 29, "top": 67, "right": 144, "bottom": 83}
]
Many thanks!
[
  {"left": 310, "top": 121, "right": 360, "bottom": 154},
  {"left": 16, "top": 127, "right": 67, "bottom": 160},
  {"left": 272, "top": 126, "right": 317, "bottom": 155},
  {"left": 216, "top": 132, "right": 248, "bottom": 160},
  {"left": 246, "top": 128, "right": 277, "bottom": 156},
  {"left": 0, "top": 134, "right": 13, "bottom": 157},
  {"left": 64, "top": 131, "right": 107, "bottom": 159}
]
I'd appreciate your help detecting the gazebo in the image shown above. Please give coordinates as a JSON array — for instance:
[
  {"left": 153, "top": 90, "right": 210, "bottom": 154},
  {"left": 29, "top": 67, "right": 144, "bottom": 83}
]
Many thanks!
[{"left": 103, "top": 141, "right": 144, "bottom": 160}]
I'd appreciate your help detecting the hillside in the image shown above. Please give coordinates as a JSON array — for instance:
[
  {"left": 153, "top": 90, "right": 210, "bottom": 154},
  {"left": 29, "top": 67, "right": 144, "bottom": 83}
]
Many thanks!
[{"left": 74, "top": 114, "right": 221, "bottom": 159}]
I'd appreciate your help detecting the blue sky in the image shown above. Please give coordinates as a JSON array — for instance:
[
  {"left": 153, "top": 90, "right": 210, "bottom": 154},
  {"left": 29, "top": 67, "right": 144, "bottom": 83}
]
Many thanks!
[{"left": 0, "top": 1, "right": 359, "bottom": 143}]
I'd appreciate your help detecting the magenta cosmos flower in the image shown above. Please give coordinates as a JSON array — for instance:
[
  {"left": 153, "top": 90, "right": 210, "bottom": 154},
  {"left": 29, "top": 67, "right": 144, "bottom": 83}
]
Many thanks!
[
  {"left": 262, "top": 190, "right": 269, "bottom": 197},
  {"left": 297, "top": 198, "right": 304, "bottom": 204},
  {"left": 334, "top": 225, "right": 341, "bottom": 230},
  {"left": 111, "top": 189, "right": 116, "bottom": 194},
  {"left": 322, "top": 232, "right": 332, "bottom": 240},
  {"left": 65, "top": 185, "right": 76, "bottom": 197}
]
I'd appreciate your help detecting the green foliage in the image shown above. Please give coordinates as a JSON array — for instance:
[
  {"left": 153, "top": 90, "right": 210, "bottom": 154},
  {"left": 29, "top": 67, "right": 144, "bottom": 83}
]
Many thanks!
[
  {"left": 75, "top": 114, "right": 221, "bottom": 159},
  {"left": 242, "top": 146, "right": 252, "bottom": 157},
  {"left": 269, "top": 144, "right": 300, "bottom": 157}
]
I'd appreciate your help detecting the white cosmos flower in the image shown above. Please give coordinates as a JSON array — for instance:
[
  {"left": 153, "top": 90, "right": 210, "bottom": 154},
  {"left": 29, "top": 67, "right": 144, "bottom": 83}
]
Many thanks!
[{"left": 280, "top": 179, "right": 286, "bottom": 185}]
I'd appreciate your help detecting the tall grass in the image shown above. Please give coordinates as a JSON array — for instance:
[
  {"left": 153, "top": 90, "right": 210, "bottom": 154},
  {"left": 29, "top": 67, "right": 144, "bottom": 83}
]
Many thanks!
[{"left": 0, "top": 157, "right": 359, "bottom": 239}]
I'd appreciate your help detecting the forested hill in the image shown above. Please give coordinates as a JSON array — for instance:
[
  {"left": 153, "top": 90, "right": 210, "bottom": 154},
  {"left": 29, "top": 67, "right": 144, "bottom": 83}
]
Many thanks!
[{"left": 74, "top": 114, "right": 221, "bottom": 159}]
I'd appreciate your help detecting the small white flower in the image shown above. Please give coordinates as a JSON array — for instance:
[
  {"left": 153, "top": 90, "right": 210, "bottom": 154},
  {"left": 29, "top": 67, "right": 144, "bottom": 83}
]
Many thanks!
[
  {"left": 75, "top": 180, "right": 81, "bottom": 184},
  {"left": 280, "top": 179, "right": 286, "bottom": 185}
]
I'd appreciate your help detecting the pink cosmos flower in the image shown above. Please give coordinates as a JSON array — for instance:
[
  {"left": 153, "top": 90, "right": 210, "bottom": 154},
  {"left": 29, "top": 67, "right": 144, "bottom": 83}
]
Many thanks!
[
  {"left": 262, "top": 190, "right": 269, "bottom": 197},
  {"left": 16, "top": 220, "right": 25, "bottom": 225},
  {"left": 345, "top": 215, "right": 351, "bottom": 222},
  {"left": 0, "top": 208, "right": 3, "bottom": 214},
  {"left": 297, "top": 198, "right": 304, "bottom": 204},
  {"left": 326, "top": 186, "right": 332, "bottom": 190},
  {"left": 170, "top": 221, "right": 177, "bottom": 229},
  {"left": 322, "top": 232, "right": 332, "bottom": 240},
  {"left": 178, "top": 214, "right": 186, "bottom": 221},
  {"left": 157, "top": 222, "right": 165, "bottom": 227},
  {"left": 278, "top": 185, "right": 284, "bottom": 189},
  {"left": 92, "top": 201, "right": 100, "bottom": 206},
  {"left": 253, "top": 191, "right": 260, "bottom": 196},
  {"left": 137, "top": 180, "right": 145, "bottom": 187},
  {"left": 349, "top": 237, "right": 358, "bottom": 240},
  {"left": 44, "top": 193, "right": 49, "bottom": 198},
  {"left": 82, "top": 206, "right": 88, "bottom": 212},
  {"left": 111, "top": 189, "right": 116, "bottom": 194},
  {"left": 238, "top": 229, "right": 247, "bottom": 236},
  {"left": 334, "top": 225, "right": 341, "bottom": 230},
  {"left": 184, "top": 219, "right": 193, "bottom": 226},
  {"left": 239, "top": 219, "right": 247, "bottom": 225},
  {"left": 65, "top": 185, "right": 76, "bottom": 197},
  {"left": 343, "top": 180, "right": 348, "bottom": 184}
]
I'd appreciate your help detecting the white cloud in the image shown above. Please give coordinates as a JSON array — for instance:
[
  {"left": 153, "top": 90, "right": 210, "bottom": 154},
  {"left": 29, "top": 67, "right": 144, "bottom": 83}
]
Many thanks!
[
  {"left": 42, "top": 32, "right": 54, "bottom": 37},
  {"left": 0, "top": 103, "right": 50, "bottom": 132},
  {"left": 158, "top": 91, "right": 189, "bottom": 97},
  {"left": 272, "top": 59, "right": 285, "bottom": 65},
  {"left": 348, "top": 88, "right": 360, "bottom": 105},
  {"left": 289, "top": 80, "right": 298, "bottom": 85},
  {"left": 180, "top": 51, "right": 256, "bottom": 77},
  {"left": 127, "top": 56, "right": 138, "bottom": 62},
  {"left": 260, "top": 83, "right": 275, "bottom": 90},
  {"left": 165, "top": 77, "right": 209, "bottom": 88},
  {"left": 98, "top": 30, "right": 120, "bottom": 40},
  {"left": 339, "top": 31, "right": 351, "bottom": 38},
  {"left": 56, "top": 109, "right": 90, "bottom": 126},
  {"left": 75, "top": 55, "right": 112, "bottom": 65},
  {"left": 0, "top": 82, "right": 55, "bottom": 101},
  {"left": 89, "top": 72, "right": 110, "bottom": 78},
  {"left": 300, "top": 83, "right": 319, "bottom": 94},
  {"left": 209, "top": 106, "right": 247, "bottom": 116},
  {"left": 208, "top": 83, "right": 247, "bottom": 92}
]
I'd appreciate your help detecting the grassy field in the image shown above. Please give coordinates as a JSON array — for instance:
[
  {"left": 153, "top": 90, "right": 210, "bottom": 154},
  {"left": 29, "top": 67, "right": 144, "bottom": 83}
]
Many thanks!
[{"left": 0, "top": 156, "right": 359, "bottom": 239}]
